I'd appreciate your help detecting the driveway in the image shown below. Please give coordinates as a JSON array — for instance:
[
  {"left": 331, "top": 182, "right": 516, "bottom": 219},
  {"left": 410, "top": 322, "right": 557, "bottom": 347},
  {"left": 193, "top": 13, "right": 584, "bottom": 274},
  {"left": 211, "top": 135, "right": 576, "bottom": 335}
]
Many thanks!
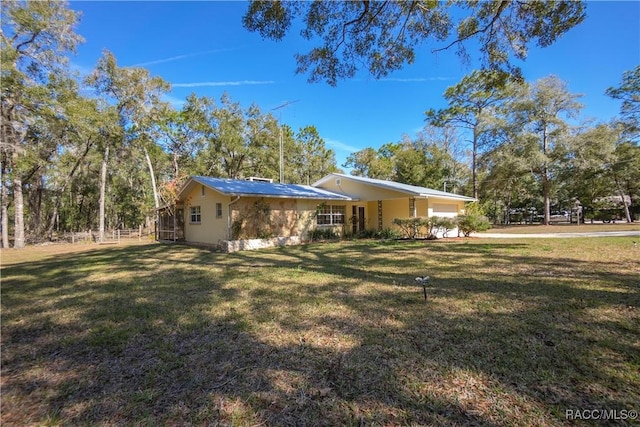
[{"left": 473, "top": 231, "right": 640, "bottom": 238}]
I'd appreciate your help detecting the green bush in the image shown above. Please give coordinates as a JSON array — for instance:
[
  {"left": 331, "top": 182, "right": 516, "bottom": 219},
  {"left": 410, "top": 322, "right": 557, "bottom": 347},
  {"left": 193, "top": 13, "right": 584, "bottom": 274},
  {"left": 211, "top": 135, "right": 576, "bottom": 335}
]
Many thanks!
[
  {"left": 376, "top": 227, "right": 401, "bottom": 240},
  {"left": 457, "top": 214, "right": 491, "bottom": 237},
  {"left": 310, "top": 227, "right": 339, "bottom": 241},
  {"left": 431, "top": 216, "right": 456, "bottom": 238},
  {"left": 392, "top": 217, "right": 430, "bottom": 239}
]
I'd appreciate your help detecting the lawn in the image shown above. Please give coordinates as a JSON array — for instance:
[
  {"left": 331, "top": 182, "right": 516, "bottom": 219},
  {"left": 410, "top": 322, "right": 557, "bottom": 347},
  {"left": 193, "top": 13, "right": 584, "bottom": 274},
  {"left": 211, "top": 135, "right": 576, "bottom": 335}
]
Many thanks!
[{"left": 2, "top": 237, "right": 639, "bottom": 426}]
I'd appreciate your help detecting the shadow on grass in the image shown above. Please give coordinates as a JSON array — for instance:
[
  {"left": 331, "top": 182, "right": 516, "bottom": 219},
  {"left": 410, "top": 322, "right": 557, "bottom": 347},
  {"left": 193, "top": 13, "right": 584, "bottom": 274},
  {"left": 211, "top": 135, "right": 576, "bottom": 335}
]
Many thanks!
[{"left": 2, "top": 240, "right": 639, "bottom": 425}]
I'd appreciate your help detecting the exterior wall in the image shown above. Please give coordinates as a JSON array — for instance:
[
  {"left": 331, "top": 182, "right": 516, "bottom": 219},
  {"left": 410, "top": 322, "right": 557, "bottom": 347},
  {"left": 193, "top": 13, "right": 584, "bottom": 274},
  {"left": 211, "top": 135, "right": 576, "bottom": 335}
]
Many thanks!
[
  {"left": 296, "top": 199, "right": 318, "bottom": 240},
  {"left": 429, "top": 199, "right": 465, "bottom": 217},
  {"left": 317, "top": 177, "right": 468, "bottom": 231},
  {"left": 367, "top": 201, "right": 380, "bottom": 229},
  {"left": 377, "top": 197, "right": 465, "bottom": 231},
  {"left": 182, "top": 190, "right": 354, "bottom": 245},
  {"left": 416, "top": 198, "right": 429, "bottom": 217},
  {"left": 183, "top": 184, "right": 230, "bottom": 245},
  {"left": 231, "top": 197, "right": 300, "bottom": 239},
  {"left": 381, "top": 199, "right": 411, "bottom": 229}
]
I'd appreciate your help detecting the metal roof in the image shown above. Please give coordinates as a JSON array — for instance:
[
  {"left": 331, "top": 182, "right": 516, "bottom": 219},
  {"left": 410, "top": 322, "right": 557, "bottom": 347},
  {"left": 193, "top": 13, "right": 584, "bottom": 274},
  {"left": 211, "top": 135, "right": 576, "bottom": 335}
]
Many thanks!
[
  {"left": 313, "top": 173, "right": 477, "bottom": 202},
  {"left": 185, "top": 176, "right": 355, "bottom": 201}
]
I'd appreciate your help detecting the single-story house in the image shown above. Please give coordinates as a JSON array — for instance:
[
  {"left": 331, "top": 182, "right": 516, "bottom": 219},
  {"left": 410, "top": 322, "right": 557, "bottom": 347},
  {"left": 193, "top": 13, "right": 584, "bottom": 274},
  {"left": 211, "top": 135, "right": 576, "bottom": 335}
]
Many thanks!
[{"left": 158, "top": 173, "right": 475, "bottom": 251}]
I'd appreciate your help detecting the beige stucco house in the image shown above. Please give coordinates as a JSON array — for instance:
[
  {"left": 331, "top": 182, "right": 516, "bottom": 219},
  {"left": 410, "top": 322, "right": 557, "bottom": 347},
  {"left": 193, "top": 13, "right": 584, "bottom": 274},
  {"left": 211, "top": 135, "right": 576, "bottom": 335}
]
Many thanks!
[
  {"left": 159, "top": 173, "right": 475, "bottom": 251},
  {"left": 314, "top": 173, "right": 476, "bottom": 232}
]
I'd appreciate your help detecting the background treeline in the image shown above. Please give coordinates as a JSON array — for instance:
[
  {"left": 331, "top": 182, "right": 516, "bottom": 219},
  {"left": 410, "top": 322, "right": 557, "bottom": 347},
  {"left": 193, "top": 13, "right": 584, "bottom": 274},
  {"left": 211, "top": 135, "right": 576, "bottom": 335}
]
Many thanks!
[
  {"left": 346, "top": 70, "right": 640, "bottom": 225},
  {"left": 1, "top": 1, "right": 638, "bottom": 247},
  {"left": 1, "top": 1, "right": 339, "bottom": 247}
]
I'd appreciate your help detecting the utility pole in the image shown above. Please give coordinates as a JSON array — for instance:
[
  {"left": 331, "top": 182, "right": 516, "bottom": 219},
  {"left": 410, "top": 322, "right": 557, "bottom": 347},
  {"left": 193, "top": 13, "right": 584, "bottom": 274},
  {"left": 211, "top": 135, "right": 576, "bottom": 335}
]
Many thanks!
[{"left": 271, "top": 100, "right": 299, "bottom": 183}]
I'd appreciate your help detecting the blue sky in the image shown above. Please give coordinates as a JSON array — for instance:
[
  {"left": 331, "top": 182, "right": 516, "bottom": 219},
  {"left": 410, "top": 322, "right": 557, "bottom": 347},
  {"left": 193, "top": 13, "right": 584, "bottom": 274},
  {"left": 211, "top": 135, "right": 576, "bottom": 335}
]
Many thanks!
[{"left": 69, "top": 1, "right": 639, "bottom": 170}]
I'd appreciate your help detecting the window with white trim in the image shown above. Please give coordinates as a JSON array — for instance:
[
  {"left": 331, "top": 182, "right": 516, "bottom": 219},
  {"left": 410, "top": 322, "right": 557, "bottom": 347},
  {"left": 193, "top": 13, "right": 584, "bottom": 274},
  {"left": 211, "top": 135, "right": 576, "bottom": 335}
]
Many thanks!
[
  {"left": 190, "top": 206, "right": 201, "bottom": 223},
  {"left": 216, "top": 203, "right": 223, "bottom": 218},
  {"left": 317, "top": 205, "right": 346, "bottom": 225}
]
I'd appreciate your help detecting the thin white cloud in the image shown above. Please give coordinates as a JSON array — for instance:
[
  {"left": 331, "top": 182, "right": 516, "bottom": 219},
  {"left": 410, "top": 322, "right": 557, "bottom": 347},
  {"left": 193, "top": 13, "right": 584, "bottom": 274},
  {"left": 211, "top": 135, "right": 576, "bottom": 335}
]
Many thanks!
[
  {"left": 325, "top": 138, "right": 360, "bottom": 153},
  {"left": 172, "top": 80, "right": 275, "bottom": 88},
  {"left": 130, "top": 48, "right": 237, "bottom": 67}
]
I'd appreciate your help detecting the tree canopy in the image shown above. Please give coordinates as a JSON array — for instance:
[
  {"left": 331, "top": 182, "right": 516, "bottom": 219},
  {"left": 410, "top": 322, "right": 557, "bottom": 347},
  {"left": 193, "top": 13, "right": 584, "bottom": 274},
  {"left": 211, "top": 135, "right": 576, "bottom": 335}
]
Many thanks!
[
  {"left": 243, "top": 0, "right": 586, "bottom": 86},
  {"left": 606, "top": 65, "right": 640, "bottom": 142}
]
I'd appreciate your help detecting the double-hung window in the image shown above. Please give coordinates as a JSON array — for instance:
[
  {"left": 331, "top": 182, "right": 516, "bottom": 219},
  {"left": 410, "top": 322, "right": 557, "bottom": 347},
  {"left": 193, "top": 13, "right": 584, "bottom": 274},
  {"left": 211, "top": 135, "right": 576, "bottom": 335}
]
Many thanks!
[
  {"left": 317, "top": 205, "right": 346, "bottom": 225},
  {"left": 190, "top": 206, "right": 201, "bottom": 224}
]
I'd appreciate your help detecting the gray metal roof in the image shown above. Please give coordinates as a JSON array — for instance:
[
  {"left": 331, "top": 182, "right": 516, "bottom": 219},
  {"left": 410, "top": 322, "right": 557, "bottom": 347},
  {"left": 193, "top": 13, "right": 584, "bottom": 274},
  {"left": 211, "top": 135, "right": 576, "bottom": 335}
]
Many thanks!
[
  {"left": 188, "top": 176, "right": 354, "bottom": 200},
  {"left": 314, "top": 173, "right": 476, "bottom": 201}
]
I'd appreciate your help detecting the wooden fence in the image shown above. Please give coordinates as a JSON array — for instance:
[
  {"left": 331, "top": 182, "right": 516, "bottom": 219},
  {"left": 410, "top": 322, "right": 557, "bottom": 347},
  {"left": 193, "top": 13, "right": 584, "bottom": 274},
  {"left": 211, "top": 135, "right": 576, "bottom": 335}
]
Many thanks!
[{"left": 57, "top": 227, "right": 152, "bottom": 244}]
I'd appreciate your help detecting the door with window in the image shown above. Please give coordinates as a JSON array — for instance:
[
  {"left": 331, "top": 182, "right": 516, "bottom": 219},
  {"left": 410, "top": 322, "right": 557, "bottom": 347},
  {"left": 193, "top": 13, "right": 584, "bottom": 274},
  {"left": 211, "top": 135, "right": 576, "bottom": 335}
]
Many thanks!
[{"left": 352, "top": 206, "right": 366, "bottom": 234}]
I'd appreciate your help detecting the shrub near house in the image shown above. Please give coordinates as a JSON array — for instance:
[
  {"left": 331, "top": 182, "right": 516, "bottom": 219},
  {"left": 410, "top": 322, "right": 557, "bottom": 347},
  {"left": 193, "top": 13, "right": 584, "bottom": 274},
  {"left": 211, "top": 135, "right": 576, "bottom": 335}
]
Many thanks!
[{"left": 392, "top": 215, "right": 487, "bottom": 239}]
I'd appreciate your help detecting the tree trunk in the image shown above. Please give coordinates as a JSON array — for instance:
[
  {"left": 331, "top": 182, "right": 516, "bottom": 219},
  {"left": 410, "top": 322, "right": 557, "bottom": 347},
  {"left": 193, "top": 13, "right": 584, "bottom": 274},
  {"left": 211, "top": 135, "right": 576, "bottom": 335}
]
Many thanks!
[
  {"left": 46, "top": 138, "right": 94, "bottom": 239},
  {"left": 143, "top": 146, "right": 160, "bottom": 236},
  {"left": 1, "top": 160, "right": 9, "bottom": 248},
  {"left": 472, "top": 123, "right": 478, "bottom": 199},
  {"left": 542, "top": 171, "right": 551, "bottom": 225},
  {"left": 144, "top": 146, "right": 160, "bottom": 211},
  {"left": 13, "top": 162, "right": 25, "bottom": 248},
  {"left": 613, "top": 176, "right": 632, "bottom": 223},
  {"left": 99, "top": 146, "right": 109, "bottom": 243},
  {"left": 541, "top": 125, "right": 550, "bottom": 225}
]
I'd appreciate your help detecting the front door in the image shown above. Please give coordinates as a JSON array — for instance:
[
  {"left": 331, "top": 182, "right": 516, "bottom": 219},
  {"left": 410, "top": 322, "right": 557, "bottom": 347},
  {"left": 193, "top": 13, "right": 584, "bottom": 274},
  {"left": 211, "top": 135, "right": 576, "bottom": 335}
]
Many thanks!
[{"left": 352, "top": 206, "right": 366, "bottom": 234}]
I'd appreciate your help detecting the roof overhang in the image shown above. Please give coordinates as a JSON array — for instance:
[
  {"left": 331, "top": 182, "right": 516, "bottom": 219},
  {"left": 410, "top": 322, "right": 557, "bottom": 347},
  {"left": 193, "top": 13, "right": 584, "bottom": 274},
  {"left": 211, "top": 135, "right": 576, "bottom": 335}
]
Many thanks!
[
  {"left": 178, "top": 176, "right": 356, "bottom": 202},
  {"left": 313, "top": 173, "right": 477, "bottom": 202}
]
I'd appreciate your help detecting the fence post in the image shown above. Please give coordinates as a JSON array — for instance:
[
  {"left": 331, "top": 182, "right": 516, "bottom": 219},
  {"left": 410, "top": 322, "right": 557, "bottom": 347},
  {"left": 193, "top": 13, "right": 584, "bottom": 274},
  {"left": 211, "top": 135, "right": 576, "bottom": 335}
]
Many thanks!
[
  {"left": 118, "top": 229, "right": 120, "bottom": 244},
  {"left": 139, "top": 224, "right": 142, "bottom": 241}
]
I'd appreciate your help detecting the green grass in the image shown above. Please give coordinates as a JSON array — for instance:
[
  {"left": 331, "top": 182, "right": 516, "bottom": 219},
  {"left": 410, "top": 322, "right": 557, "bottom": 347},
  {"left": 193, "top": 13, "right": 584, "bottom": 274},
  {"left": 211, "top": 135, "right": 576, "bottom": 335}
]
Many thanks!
[{"left": 2, "top": 238, "right": 639, "bottom": 426}]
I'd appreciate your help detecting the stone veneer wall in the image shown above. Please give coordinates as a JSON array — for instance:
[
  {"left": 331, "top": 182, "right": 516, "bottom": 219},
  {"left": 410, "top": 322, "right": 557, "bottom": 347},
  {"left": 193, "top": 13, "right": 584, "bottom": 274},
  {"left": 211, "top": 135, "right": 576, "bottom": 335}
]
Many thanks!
[{"left": 222, "top": 236, "right": 302, "bottom": 253}]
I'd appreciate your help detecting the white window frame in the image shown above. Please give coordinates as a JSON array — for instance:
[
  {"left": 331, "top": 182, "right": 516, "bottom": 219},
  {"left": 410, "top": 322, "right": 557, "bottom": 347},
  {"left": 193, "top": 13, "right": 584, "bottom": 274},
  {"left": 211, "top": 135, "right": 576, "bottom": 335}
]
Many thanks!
[
  {"left": 216, "top": 202, "right": 223, "bottom": 219},
  {"left": 317, "top": 205, "right": 346, "bottom": 226},
  {"left": 190, "top": 206, "right": 201, "bottom": 224}
]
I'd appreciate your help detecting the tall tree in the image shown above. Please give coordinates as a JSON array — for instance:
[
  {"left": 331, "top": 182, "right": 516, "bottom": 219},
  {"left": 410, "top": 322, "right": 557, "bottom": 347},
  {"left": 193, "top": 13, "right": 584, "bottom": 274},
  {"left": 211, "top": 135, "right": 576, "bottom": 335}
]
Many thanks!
[
  {"left": 153, "top": 96, "right": 207, "bottom": 180},
  {"left": 425, "top": 69, "right": 521, "bottom": 198},
  {"left": 215, "top": 94, "right": 249, "bottom": 179},
  {"left": 611, "top": 141, "right": 640, "bottom": 220},
  {"left": 567, "top": 123, "right": 637, "bottom": 222},
  {"left": 291, "top": 125, "right": 338, "bottom": 185},
  {"left": 514, "top": 75, "right": 582, "bottom": 224},
  {"left": 606, "top": 66, "right": 640, "bottom": 142},
  {"left": 344, "top": 144, "right": 398, "bottom": 179},
  {"left": 243, "top": 1, "right": 585, "bottom": 86},
  {"left": 86, "top": 50, "right": 170, "bottom": 241},
  {"left": 245, "top": 104, "right": 283, "bottom": 181},
  {"left": 394, "top": 130, "right": 467, "bottom": 191},
  {"left": 479, "top": 141, "right": 539, "bottom": 224},
  {"left": 1, "top": 0, "right": 82, "bottom": 247}
]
